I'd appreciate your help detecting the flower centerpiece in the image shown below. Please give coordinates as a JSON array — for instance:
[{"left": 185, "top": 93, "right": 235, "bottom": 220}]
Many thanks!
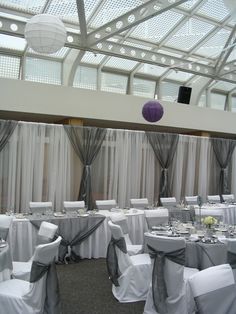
[{"left": 202, "top": 216, "right": 217, "bottom": 229}]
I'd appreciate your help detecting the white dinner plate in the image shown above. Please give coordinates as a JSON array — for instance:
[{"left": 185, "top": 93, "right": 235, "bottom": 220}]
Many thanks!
[{"left": 0, "top": 243, "right": 7, "bottom": 248}]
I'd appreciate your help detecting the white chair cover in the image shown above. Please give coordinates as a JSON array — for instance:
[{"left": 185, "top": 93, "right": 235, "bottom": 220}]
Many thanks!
[
  {"left": 130, "top": 198, "right": 149, "bottom": 209},
  {"left": 63, "top": 201, "right": 85, "bottom": 211},
  {"left": 107, "top": 221, "right": 151, "bottom": 303},
  {"left": 96, "top": 199, "right": 117, "bottom": 210},
  {"left": 144, "top": 209, "right": 169, "bottom": 229},
  {"left": 144, "top": 234, "right": 198, "bottom": 314},
  {"left": 188, "top": 264, "right": 236, "bottom": 314},
  {"left": 0, "top": 236, "right": 62, "bottom": 314},
  {"left": 185, "top": 196, "right": 198, "bottom": 205},
  {"left": 29, "top": 201, "right": 53, "bottom": 215},
  {"left": 12, "top": 222, "right": 58, "bottom": 281},
  {"left": 160, "top": 197, "right": 177, "bottom": 207},
  {"left": 207, "top": 195, "right": 221, "bottom": 203},
  {"left": 110, "top": 215, "right": 143, "bottom": 255},
  {"left": 0, "top": 215, "right": 13, "bottom": 240},
  {"left": 222, "top": 194, "right": 235, "bottom": 202}
]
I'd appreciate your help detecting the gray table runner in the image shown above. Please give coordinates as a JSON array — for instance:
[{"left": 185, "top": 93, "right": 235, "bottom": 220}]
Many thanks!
[{"left": 30, "top": 214, "right": 105, "bottom": 263}]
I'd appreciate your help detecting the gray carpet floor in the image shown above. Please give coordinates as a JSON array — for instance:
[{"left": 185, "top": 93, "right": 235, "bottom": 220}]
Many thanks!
[{"left": 57, "top": 258, "right": 145, "bottom": 314}]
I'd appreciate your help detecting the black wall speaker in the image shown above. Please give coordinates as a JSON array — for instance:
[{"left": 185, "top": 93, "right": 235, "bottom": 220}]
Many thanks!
[{"left": 177, "top": 86, "right": 192, "bottom": 104}]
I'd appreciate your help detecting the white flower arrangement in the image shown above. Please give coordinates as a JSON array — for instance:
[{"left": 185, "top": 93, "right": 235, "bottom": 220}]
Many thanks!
[{"left": 202, "top": 216, "right": 217, "bottom": 227}]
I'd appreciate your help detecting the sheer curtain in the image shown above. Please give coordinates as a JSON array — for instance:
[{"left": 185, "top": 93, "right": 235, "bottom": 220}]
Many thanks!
[
  {"left": 0, "top": 122, "right": 81, "bottom": 212},
  {"left": 92, "top": 129, "right": 156, "bottom": 208}
]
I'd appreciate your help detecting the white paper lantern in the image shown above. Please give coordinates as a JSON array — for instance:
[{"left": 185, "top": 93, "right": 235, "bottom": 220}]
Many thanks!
[{"left": 25, "top": 14, "right": 67, "bottom": 54}]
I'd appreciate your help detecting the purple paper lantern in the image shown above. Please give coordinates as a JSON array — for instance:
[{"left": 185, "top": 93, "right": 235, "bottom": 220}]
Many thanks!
[{"left": 142, "top": 100, "right": 164, "bottom": 123}]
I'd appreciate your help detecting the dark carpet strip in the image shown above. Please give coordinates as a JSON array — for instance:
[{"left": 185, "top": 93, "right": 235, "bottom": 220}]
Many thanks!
[{"left": 57, "top": 258, "right": 145, "bottom": 314}]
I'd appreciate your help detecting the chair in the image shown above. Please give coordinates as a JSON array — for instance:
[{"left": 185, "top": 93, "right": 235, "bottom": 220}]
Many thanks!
[
  {"left": 144, "top": 234, "right": 199, "bottom": 314},
  {"left": 144, "top": 209, "right": 169, "bottom": 229},
  {"left": 96, "top": 199, "right": 117, "bottom": 210},
  {"left": 222, "top": 194, "right": 235, "bottom": 203},
  {"left": 130, "top": 198, "right": 149, "bottom": 209},
  {"left": 0, "top": 236, "right": 62, "bottom": 314},
  {"left": 110, "top": 215, "right": 143, "bottom": 255},
  {"left": 29, "top": 201, "right": 53, "bottom": 216},
  {"left": 63, "top": 201, "right": 85, "bottom": 214},
  {"left": 12, "top": 221, "right": 58, "bottom": 281},
  {"left": 107, "top": 220, "right": 151, "bottom": 302},
  {"left": 185, "top": 196, "right": 198, "bottom": 205},
  {"left": 0, "top": 215, "right": 13, "bottom": 241},
  {"left": 207, "top": 195, "right": 221, "bottom": 203},
  {"left": 188, "top": 264, "right": 236, "bottom": 314},
  {"left": 160, "top": 197, "right": 177, "bottom": 207}
]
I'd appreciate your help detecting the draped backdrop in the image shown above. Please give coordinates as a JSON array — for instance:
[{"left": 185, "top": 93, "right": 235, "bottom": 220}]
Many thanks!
[{"left": 0, "top": 119, "right": 236, "bottom": 213}]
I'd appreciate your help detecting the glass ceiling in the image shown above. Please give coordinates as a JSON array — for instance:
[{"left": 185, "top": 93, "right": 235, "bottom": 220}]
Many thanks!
[{"left": 0, "top": 0, "right": 235, "bottom": 96}]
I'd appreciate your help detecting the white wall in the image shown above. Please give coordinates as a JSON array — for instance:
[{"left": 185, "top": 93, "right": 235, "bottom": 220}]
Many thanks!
[{"left": 1, "top": 77, "right": 236, "bottom": 134}]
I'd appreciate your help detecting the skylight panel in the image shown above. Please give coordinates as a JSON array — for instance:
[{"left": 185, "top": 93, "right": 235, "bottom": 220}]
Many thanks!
[
  {"left": 0, "top": 34, "right": 26, "bottom": 51},
  {"left": 27, "top": 47, "right": 69, "bottom": 59},
  {"left": 46, "top": 0, "right": 79, "bottom": 23},
  {"left": 197, "top": 0, "right": 229, "bottom": 22},
  {"left": 195, "top": 29, "right": 230, "bottom": 59},
  {"left": 137, "top": 64, "right": 167, "bottom": 77},
  {"left": 130, "top": 11, "right": 183, "bottom": 43},
  {"left": 161, "top": 81, "right": 181, "bottom": 102},
  {"left": 0, "top": 0, "right": 46, "bottom": 14},
  {"left": 165, "top": 18, "right": 215, "bottom": 51},
  {"left": 25, "top": 57, "right": 61, "bottom": 85},
  {"left": 165, "top": 69, "right": 193, "bottom": 82},
  {"left": 0, "top": 55, "right": 20, "bottom": 79},
  {"left": 133, "top": 78, "right": 156, "bottom": 98},
  {"left": 104, "top": 57, "right": 137, "bottom": 71},
  {"left": 214, "top": 81, "right": 236, "bottom": 92},
  {"left": 90, "top": 0, "right": 143, "bottom": 28},
  {"left": 101, "top": 72, "right": 128, "bottom": 94},
  {"left": 81, "top": 51, "right": 105, "bottom": 64},
  {"left": 179, "top": 0, "right": 199, "bottom": 11},
  {"left": 73, "top": 65, "right": 97, "bottom": 90}
]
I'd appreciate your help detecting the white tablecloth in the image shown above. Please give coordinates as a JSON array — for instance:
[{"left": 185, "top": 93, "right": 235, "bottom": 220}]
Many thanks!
[
  {"left": 195, "top": 204, "right": 236, "bottom": 225},
  {"left": 8, "top": 209, "right": 147, "bottom": 262}
]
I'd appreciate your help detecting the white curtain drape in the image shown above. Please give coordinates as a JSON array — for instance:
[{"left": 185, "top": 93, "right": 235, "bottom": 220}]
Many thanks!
[{"left": 0, "top": 121, "right": 235, "bottom": 212}]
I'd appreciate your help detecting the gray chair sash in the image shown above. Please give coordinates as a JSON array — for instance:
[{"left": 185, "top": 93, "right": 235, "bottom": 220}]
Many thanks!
[
  {"left": 30, "top": 260, "right": 61, "bottom": 314},
  {"left": 147, "top": 245, "right": 185, "bottom": 314},
  {"left": 195, "top": 283, "right": 236, "bottom": 314},
  {"left": 106, "top": 236, "right": 127, "bottom": 287},
  {"left": 0, "top": 227, "right": 9, "bottom": 241},
  {"left": 228, "top": 251, "right": 236, "bottom": 269}
]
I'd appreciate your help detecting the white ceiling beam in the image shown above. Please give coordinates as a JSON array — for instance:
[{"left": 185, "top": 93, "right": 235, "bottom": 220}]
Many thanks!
[
  {"left": 76, "top": 0, "right": 87, "bottom": 46},
  {"left": 87, "top": 0, "right": 189, "bottom": 46}
]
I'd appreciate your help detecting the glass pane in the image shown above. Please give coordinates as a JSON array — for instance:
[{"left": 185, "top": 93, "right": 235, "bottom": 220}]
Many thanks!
[
  {"left": 161, "top": 81, "right": 180, "bottom": 102},
  {"left": 232, "top": 97, "right": 236, "bottom": 113},
  {"left": 198, "top": 91, "right": 206, "bottom": 107},
  {"left": 73, "top": 65, "right": 97, "bottom": 90},
  {"left": 0, "top": 34, "right": 26, "bottom": 51},
  {"left": 210, "top": 92, "right": 226, "bottom": 110},
  {"left": 0, "top": 55, "right": 20, "bottom": 79},
  {"left": 137, "top": 64, "right": 166, "bottom": 77},
  {"left": 101, "top": 72, "right": 128, "bottom": 94},
  {"left": 25, "top": 57, "right": 61, "bottom": 85},
  {"left": 133, "top": 78, "right": 155, "bottom": 98},
  {"left": 0, "top": 0, "right": 46, "bottom": 14},
  {"left": 197, "top": 0, "right": 228, "bottom": 22},
  {"left": 105, "top": 57, "right": 137, "bottom": 71}
]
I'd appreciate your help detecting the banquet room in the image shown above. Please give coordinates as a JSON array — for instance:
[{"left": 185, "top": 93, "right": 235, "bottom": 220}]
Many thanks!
[{"left": 1, "top": 0, "right": 236, "bottom": 313}]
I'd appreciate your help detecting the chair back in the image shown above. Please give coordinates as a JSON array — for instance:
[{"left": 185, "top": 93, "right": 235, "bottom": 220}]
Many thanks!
[
  {"left": 38, "top": 221, "right": 58, "bottom": 243},
  {"left": 33, "top": 235, "right": 62, "bottom": 265},
  {"left": 160, "top": 197, "right": 177, "bottom": 207},
  {"left": 144, "top": 209, "right": 169, "bottom": 229},
  {"left": 108, "top": 221, "right": 132, "bottom": 272},
  {"left": 0, "top": 215, "right": 13, "bottom": 240},
  {"left": 222, "top": 194, "right": 235, "bottom": 203},
  {"left": 63, "top": 201, "right": 85, "bottom": 212},
  {"left": 110, "top": 213, "right": 131, "bottom": 245},
  {"left": 29, "top": 201, "right": 53, "bottom": 215},
  {"left": 96, "top": 199, "right": 117, "bottom": 210},
  {"left": 188, "top": 264, "right": 236, "bottom": 314},
  {"left": 207, "top": 195, "right": 221, "bottom": 203},
  {"left": 185, "top": 196, "right": 198, "bottom": 205},
  {"left": 130, "top": 198, "right": 149, "bottom": 209}
]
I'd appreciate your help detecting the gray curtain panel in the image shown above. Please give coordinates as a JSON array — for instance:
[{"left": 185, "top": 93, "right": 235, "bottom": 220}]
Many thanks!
[
  {"left": 0, "top": 120, "right": 17, "bottom": 152},
  {"left": 211, "top": 138, "right": 236, "bottom": 197},
  {"left": 146, "top": 132, "right": 179, "bottom": 200},
  {"left": 64, "top": 125, "right": 106, "bottom": 209}
]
